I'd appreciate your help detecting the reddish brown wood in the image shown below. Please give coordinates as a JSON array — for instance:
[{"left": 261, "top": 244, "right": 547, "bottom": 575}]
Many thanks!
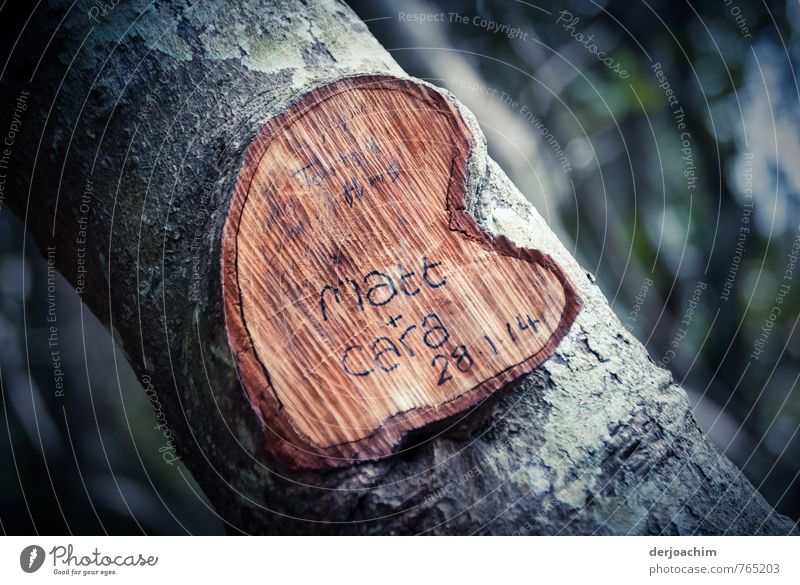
[{"left": 222, "top": 75, "right": 581, "bottom": 469}]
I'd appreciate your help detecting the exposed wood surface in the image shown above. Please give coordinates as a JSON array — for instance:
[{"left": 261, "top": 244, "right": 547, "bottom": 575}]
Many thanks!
[{"left": 223, "top": 76, "right": 581, "bottom": 468}]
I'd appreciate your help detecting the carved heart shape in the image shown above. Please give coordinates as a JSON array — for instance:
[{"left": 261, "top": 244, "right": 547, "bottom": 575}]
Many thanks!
[{"left": 222, "top": 76, "right": 581, "bottom": 469}]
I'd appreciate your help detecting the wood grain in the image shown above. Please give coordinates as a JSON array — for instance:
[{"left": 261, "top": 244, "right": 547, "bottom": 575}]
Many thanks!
[{"left": 222, "top": 76, "right": 581, "bottom": 469}]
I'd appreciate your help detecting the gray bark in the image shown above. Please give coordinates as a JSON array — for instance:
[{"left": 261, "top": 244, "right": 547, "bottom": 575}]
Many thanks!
[{"left": 0, "top": 0, "right": 795, "bottom": 534}]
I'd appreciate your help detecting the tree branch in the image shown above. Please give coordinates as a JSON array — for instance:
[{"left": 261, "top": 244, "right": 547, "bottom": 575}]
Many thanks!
[{"left": 0, "top": 0, "right": 794, "bottom": 534}]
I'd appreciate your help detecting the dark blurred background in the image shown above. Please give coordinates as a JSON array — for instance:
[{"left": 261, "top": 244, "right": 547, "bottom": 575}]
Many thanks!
[{"left": 1, "top": 0, "right": 799, "bottom": 533}]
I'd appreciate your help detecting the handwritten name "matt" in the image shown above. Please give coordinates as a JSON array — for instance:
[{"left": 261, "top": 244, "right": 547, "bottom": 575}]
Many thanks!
[{"left": 319, "top": 256, "right": 446, "bottom": 321}]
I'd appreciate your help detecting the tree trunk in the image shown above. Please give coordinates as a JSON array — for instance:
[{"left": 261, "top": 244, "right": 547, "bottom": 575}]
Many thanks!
[{"left": 0, "top": 0, "right": 795, "bottom": 534}]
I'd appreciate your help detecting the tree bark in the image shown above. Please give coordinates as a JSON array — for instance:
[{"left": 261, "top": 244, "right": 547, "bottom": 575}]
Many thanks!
[{"left": 0, "top": 0, "right": 795, "bottom": 534}]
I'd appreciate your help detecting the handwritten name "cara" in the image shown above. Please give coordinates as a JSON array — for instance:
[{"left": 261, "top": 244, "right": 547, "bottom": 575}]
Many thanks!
[{"left": 319, "top": 256, "right": 446, "bottom": 321}]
